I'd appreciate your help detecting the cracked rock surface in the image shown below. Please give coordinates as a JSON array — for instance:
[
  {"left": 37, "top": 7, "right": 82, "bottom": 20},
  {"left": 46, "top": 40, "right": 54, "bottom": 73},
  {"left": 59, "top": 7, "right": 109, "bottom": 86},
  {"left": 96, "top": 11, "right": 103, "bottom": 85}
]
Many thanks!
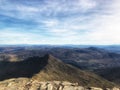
[{"left": 0, "top": 78, "right": 119, "bottom": 90}]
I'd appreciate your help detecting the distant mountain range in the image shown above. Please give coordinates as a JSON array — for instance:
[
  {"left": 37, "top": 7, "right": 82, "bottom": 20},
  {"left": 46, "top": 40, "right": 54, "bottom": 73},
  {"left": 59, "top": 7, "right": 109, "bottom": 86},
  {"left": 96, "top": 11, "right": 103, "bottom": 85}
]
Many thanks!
[{"left": 1, "top": 46, "right": 120, "bottom": 70}]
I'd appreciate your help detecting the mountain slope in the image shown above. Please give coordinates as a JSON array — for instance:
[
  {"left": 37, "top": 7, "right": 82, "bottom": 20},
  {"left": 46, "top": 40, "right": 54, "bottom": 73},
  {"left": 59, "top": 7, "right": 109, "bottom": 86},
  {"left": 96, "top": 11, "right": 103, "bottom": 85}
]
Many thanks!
[
  {"left": 95, "top": 67, "right": 120, "bottom": 85},
  {"left": 0, "top": 54, "right": 115, "bottom": 88}
]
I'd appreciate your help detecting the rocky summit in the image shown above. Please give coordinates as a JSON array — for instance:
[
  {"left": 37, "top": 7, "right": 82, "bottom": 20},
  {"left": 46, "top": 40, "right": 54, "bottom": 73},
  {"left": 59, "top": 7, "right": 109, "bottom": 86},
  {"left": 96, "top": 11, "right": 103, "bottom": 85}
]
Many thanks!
[{"left": 0, "top": 78, "right": 119, "bottom": 90}]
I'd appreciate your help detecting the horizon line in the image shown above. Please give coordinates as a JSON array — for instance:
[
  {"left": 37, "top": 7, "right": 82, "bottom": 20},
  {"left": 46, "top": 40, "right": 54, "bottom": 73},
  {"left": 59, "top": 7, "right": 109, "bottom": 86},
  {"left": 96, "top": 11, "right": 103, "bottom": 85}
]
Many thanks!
[{"left": 0, "top": 44, "right": 120, "bottom": 46}]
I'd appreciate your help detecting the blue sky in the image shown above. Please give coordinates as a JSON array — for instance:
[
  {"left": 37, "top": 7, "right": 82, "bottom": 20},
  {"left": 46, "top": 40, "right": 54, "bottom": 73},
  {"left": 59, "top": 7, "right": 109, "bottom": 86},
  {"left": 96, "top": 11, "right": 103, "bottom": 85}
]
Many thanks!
[{"left": 0, "top": 0, "right": 120, "bottom": 45}]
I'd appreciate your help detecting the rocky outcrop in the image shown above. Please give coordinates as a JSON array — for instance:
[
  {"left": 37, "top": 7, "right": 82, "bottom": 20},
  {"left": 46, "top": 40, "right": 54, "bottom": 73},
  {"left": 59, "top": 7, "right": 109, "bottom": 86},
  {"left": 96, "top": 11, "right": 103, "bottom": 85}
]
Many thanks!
[{"left": 0, "top": 78, "right": 119, "bottom": 90}]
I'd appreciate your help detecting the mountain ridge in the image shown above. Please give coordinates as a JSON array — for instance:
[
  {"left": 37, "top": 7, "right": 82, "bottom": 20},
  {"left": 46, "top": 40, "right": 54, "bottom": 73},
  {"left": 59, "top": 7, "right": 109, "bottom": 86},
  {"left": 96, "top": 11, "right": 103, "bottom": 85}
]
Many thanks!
[{"left": 0, "top": 54, "right": 115, "bottom": 88}]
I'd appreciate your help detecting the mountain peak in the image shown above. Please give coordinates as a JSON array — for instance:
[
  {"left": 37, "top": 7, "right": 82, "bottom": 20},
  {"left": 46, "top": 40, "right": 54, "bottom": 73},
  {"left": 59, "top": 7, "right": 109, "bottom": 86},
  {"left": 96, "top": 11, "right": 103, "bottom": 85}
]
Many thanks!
[
  {"left": 43, "top": 54, "right": 58, "bottom": 62},
  {"left": 44, "top": 53, "right": 53, "bottom": 58}
]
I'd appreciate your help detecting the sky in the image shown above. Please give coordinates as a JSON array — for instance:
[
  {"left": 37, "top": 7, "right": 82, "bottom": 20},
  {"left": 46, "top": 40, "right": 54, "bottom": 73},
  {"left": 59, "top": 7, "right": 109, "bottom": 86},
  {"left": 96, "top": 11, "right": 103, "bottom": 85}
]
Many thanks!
[{"left": 0, "top": 0, "right": 120, "bottom": 45}]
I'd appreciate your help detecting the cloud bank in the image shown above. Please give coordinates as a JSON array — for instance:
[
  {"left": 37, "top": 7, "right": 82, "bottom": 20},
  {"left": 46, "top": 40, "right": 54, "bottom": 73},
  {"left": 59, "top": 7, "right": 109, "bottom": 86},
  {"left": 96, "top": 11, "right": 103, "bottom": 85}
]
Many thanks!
[{"left": 0, "top": 0, "right": 120, "bottom": 45}]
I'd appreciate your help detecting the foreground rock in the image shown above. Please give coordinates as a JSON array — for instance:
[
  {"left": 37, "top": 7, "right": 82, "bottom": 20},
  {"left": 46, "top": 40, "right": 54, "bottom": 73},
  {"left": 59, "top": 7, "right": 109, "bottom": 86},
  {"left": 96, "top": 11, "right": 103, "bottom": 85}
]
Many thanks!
[{"left": 0, "top": 78, "right": 119, "bottom": 90}]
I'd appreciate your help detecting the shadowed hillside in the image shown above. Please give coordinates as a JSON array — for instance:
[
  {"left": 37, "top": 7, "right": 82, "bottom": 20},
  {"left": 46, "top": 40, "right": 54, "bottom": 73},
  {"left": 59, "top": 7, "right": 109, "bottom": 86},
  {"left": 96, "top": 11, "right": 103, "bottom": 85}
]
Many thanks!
[
  {"left": 0, "top": 55, "right": 48, "bottom": 80},
  {"left": 95, "top": 67, "right": 120, "bottom": 85}
]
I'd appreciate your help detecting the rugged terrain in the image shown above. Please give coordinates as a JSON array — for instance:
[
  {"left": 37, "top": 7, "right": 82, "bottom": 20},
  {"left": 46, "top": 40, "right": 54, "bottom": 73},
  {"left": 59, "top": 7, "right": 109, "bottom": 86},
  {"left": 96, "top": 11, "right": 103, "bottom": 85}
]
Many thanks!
[
  {"left": 0, "top": 79, "right": 119, "bottom": 90},
  {"left": 1, "top": 46, "right": 120, "bottom": 70},
  {"left": 0, "top": 46, "right": 120, "bottom": 86},
  {"left": 0, "top": 54, "right": 115, "bottom": 88}
]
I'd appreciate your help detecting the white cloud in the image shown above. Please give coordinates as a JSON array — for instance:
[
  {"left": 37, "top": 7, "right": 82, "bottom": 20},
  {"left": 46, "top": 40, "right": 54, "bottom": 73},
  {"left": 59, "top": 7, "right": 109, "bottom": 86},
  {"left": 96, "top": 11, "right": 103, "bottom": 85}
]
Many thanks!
[
  {"left": 0, "top": 28, "right": 47, "bottom": 44},
  {"left": 42, "top": 20, "right": 58, "bottom": 27},
  {"left": 0, "top": 0, "right": 98, "bottom": 19},
  {"left": 78, "top": 0, "right": 97, "bottom": 11},
  {"left": 83, "top": 0, "right": 120, "bottom": 45},
  {"left": 0, "top": 0, "right": 120, "bottom": 45}
]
